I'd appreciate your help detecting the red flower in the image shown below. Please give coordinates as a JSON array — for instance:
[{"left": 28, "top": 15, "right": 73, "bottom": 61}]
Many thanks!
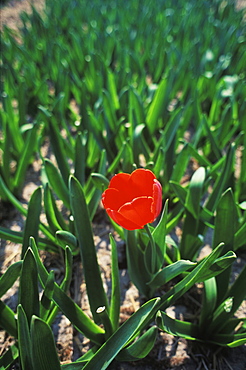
[{"left": 102, "top": 169, "right": 162, "bottom": 230}]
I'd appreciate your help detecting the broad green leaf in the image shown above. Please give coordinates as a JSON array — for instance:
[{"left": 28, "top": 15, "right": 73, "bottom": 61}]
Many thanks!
[
  {"left": 209, "top": 265, "right": 246, "bottom": 333},
  {"left": 0, "top": 344, "right": 19, "bottom": 369},
  {"left": 21, "top": 186, "right": 42, "bottom": 259},
  {"left": 30, "top": 316, "right": 61, "bottom": 370},
  {"left": 19, "top": 248, "right": 40, "bottom": 324},
  {"left": 157, "top": 311, "right": 199, "bottom": 340},
  {"left": 74, "top": 131, "right": 87, "bottom": 186},
  {"left": 0, "top": 261, "right": 22, "bottom": 298},
  {"left": 40, "top": 271, "right": 55, "bottom": 320},
  {"left": 185, "top": 167, "right": 206, "bottom": 218},
  {"left": 29, "top": 238, "right": 105, "bottom": 345},
  {"left": 13, "top": 123, "right": 39, "bottom": 192},
  {"left": 69, "top": 175, "right": 109, "bottom": 321},
  {"left": 84, "top": 298, "right": 160, "bottom": 370},
  {"left": 126, "top": 230, "right": 152, "bottom": 297},
  {"left": 43, "top": 159, "right": 70, "bottom": 209},
  {"left": 234, "top": 222, "right": 246, "bottom": 250},
  {"left": 206, "top": 144, "right": 235, "bottom": 212},
  {"left": 56, "top": 230, "right": 79, "bottom": 253},
  {"left": 43, "top": 184, "right": 68, "bottom": 234},
  {"left": 152, "top": 199, "right": 168, "bottom": 268},
  {"left": 199, "top": 277, "right": 217, "bottom": 329},
  {"left": 157, "top": 243, "right": 234, "bottom": 311},
  {"left": 116, "top": 326, "right": 158, "bottom": 361},
  {"left": 17, "top": 305, "right": 32, "bottom": 370},
  {"left": 91, "top": 173, "right": 109, "bottom": 191},
  {"left": 109, "top": 234, "right": 120, "bottom": 331},
  {"left": 48, "top": 119, "right": 70, "bottom": 185},
  {"left": 213, "top": 188, "right": 237, "bottom": 304},
  {"left": 147, "top": 260, "right": 196, "bottom": 292},
  {"left": 170, "top": 181, "right": 187, "bottom": 205},
  {"left": 146, "top": 78, "right": 168, "bottom": 134},
  {"left": 0, "top": 300, "right": 17, "bottom": 338}
]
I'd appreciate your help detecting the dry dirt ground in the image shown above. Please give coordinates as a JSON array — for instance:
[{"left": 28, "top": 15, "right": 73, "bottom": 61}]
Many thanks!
[{"left": 1, "top": 1, "right": 246, "bottom": 369}]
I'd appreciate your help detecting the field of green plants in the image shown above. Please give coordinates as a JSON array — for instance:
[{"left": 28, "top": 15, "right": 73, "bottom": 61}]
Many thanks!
[{"left": 1, "top": 0, "right": 246, "bottom": 369}]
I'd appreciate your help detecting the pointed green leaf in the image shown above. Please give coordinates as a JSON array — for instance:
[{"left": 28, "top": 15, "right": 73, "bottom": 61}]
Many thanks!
[
  {"left": 69, "top": 175, "right": 109, "bottom": 321},
  {"left": 43, "top": 159, "right": 70, "bottom": 209},
  {"left": 0, "top": 300, "right": 17, "bottom": 337},
  {"left": 0, "top": 344, "right": 18, "bottom": 369},
  {"left": 30, "top": 316, "right": 61, "bottom": 370},
  {"left": 56, "top": 230, "right": 79, "bottom": 253},
  {"left": 29, "top": 237, "right": 105, "bottom": 345},
  {"left": 186, "top": 167, "right": 206, "bottom": 218},
  {"left": 17, "top": 305, "right": 32, "bottom": 370},
  {"left": 206, "top": 144, "right": 235, "bottom": 212},
  {"left": 84, "top": 298, "right": 160, "bottom": 370},
  {"left": 44, "top": 184, "right": 68, "bottom": 233},
  {"left": 40, "top": 271, "right": 55, "bottom": 320},
  {"left": 22, "top": 186, "right": 42, "bottom": 258},
  {"left": 109, "top": 234, "right": 120, "bottom": 331},
  {"left": 116, "top": 326, "right": 158, "bottom": 361},
  {"left": 147, "top": 260, "right": 196, "bottom": 292},
  {"left": 0, "top": 261, "right": 22, "bottom": 298},
  {"left": 213, "top": 188, "right": 237, "bottom": 304},
  {"left": 19, "top": 248, "right": 40, "bottom": 324},
  {"left": 152, "top": 200, "right": 168, "bottom": 265},
  {"left": 157, "top": 311, "right": 199, "bottom": 340}
]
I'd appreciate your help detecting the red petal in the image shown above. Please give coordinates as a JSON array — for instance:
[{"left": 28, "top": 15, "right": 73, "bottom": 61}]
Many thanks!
[
  {"left": 107, "top": 173, "right": 133, "bottom": 204},
  {"left": 118, "top": 196, "right": 154, "bottom": 228},
  {"left": 129, "top": 169, "right": 156, "bottom": 198},
  {"left": 106, "top": 208, "right": 142, "bottom": 230},
  {"left": 102, "top": 188, "right": 123, "bottom": 210},
  {"left": 152, "top": 179, "right": 162, "bottom": 218}
]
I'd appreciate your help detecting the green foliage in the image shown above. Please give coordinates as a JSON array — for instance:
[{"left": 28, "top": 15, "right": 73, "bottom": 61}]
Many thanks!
[{"left": 0, "top": 0, "right": 246, "bottom": 368}]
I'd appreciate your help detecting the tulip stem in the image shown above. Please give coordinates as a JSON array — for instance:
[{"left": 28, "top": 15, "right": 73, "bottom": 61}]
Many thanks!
[{"left": 144, "top": 224, "right": 156, "bottom": 274}]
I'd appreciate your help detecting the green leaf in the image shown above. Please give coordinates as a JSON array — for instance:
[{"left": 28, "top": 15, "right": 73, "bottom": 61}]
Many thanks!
[
  {"left": 157, "top": 243, "right": 235, "bottom": 311},
  {"left": 109, "top": 234, "right": 120, "bottom": 331},
  {"left": 21, "top": 186, "right": 42, "bottom": 258},
  {"left": 209, "top": 265, "right": 246, "bottom": 334},
  {"left": 91, "top": 173, "right": 109, "bottom": 191},
  {"left": 74, "top": 131, "right": 87, "bottom": 186},
  {"left": 13, "top": 123, "right": 39, "bottom": 192},
  {"left": 185, "top": 167, "right": 206, "bottom": 218},
  {"left": 29, "top": 237, "right": 105, "bottom": 345},
  {"left": 19, "top": 248, "right": 40, "bottom": 324},
  {"left": 30, "top": 316, "right": 61, "bottom": 370},
  {"left": 56, "top": 230, "right": 79, "bottom": 253},
  {"left": 213, "top": 188, "right": 237, "bottom": 304},
  {"left": 234, "top": 221, "right": 246, "bottom": 250},
  {"left": 40, "top": 271, "right": 55, "bottom": 320},
  {"left": 43, "top": 184, "right": 68, "bottom": 234},
  {"left": 0, "top": 344, "right": 19, "bottom": 369},
  {"left": 206, "top": 144, "right": 235, "bottom": 212},
  {"left": 48, "top": 119, "right": 70, "bottom": 185},
  {"left": 126, "top": 230, "right": 152, "bottom": 297},
  {"left": 157, "top": 311, "right": 199, "bottom": 340},
  {"left": 152, "top": 200, "right": 168, "bottom": 268},
  {"left": 0, "top": 300, "right": 17, "bottom": 337},
  {"left": 116, "top": 326, "right": 158, "bottom": 361},
  {"left": 146, "top": 78, "right": 168, "bottom": 134},
  {"left": 147, "top": 260, "right": 196, "bottom": 292},
  {"left": 83, "top": 298, "right": 160, "bottom": 370},
  {"left": 17, "top": 305, "right": 32, "bottom": 370},
  {"left": 0, "top": 261, "right": 22, "bottom": 298},
  {"left": 69, "top": 175, "right": 109, "bottom": 322},
  {"left": 43, "top": 159, "right": 70, "bottom": 209},
  {"left": 199, "top": 277, "right": 217, "bottom": 329}
]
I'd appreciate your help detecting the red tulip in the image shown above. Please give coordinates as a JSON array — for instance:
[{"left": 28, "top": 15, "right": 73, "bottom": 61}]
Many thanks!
[{"left": 102, "top": 169, "right": 162, "bottom": 230}]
